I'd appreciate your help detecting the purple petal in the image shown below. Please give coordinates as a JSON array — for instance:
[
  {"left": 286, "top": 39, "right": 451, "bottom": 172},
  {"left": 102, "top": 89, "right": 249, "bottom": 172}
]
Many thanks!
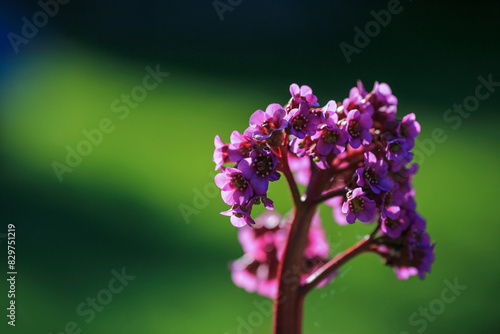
[
  {"left": 262, "top": 197, "right": 274, "bottom": 210},
  {"left": 378, "top": 177, "right": 391, "bottom": 192},
  {"left": 370, "top": 184, "right": 381, "bottom": 194},
  {"left": 269, "top": 171, "right": 281, "bottom": 182},
  {"left": 355, "top": 167, "right": 365, "bottom": 187},
  {"left": 290, "top": 83, "right": 300, "bottom": 96},
  {"left": 266, "top": 103, "right": 283, "bottom": 116},
  {"left": 250, "top": 175, "right": 269, "bottom": 196},
  {"left": 214, "top": 173, "right": 231, "bottom": 189},
  {"left": 378, "top": 83, "right": 392, "bottom": 96},
  {"left": 346, "top": 213, "right": 356, "bottom": 224},
  {"left": 363, "top": 152, "right": 374, "bottom": 164},
  {"left": 352, "top": 187, "right": 365, "bottom": 198},
  {"left": 359, "top": 113, "right": 373, "bottom": 128},
  {"left": 238, "top": 159, "right": 254, "bottom": 179},
  {"left": 349, "top": 87, "right": 359, "bottom": 100},
  {"left": 361, "top": 129, "right": 372, "bottom": 144},
  {"left": 249, "top": 109, "right": 266, "bottom": 126},
  {"left": 230, "top": 130, "right": 246, "bottom": 144},
  {"left": 341, "top": 201, "right": 349, "bottom": 214},
  {"left": 220, "top": 208, "right": 233, "bottom": 217},
  {"left": 227, "top": 148, "right": 244, "bottom": 163},
  {"left": 277, "top": 118, "right": 289, "bottom": 130},
  {"left": 346, "top": 109, "right": 360, "bottom": 123},
  {"left": 300, "top": 85, "right": 313, "bottom": 96},
  {"left": 221, "top": 189, "right": 236, "bottom": 205},
  {"left": 349, "top": 137, "right": 361, "bottom": 149},
  {"left": 214, "top": 135, "right": 224, "bottom": 148},
  {"left": 231, "top": 215, "right": 249, "bottom": 227},
  {"left": 333, "top": 143, "right": 346, "bottom": 154},
  {"left": 317, "top": 139, "right": 333, "bottom": 156},
  {"left": 357, "top": 80, "right": 368, "bottom": 96}
]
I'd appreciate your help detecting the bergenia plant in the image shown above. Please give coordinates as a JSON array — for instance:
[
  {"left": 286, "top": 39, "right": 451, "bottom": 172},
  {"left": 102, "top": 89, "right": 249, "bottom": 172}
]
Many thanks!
[{"left": 213, "top": 82, "right": 434, "bottom": 334}]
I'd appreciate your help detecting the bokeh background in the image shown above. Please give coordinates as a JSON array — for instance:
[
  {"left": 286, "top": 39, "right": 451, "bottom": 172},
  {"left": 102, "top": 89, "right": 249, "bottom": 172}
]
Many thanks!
[{"left": 1, "top": 1, "right": 499, "bottom": 333}]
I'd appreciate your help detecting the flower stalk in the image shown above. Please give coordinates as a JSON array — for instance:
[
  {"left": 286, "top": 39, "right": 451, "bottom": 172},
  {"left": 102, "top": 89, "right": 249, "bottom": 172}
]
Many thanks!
[{"left": 213, "top": 81, "right": 435, "bottom": 334}]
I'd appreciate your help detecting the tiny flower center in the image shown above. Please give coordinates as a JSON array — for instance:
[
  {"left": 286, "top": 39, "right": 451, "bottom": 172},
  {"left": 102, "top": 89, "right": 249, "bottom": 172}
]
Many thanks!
[
  {"left": 322, "top": 129, "right": 338, "bottom": 143},
  {"left": 239, "top": 141, "right": 252, "bottom": 157},
  {"left": 385, "top": 191, "right": 394, "bottom": 206},
  {"left": 349, "top": 197, "right": 365, "bottom": 213},
  {"left": 363, "top": 166, "right": 379, "bottom": 184},
  {"left": 292, "top": 114, "right": 308, "bottom": 131},
  {"left": 261, "top": 119, "right": 276, "bottom": 136},
  {"left": 385, "top": 218, "right": 398, "bottom": 229},
  {"left": 253, "top": 153, "right": 273, "bottom": 178},
  {"left": 400, "top": 124, "right": 409, "bottom": 138},
  {"left": 347, "top": 100, "right": 358, "bottom": 111},
  {"left": 389, "top": 141, "right": 401, "bottom": 153},
  {"left": 232, "top": 174, "right": 248, "bottom": 191},
  {"left": 348, "top": 120, "right": 361, "bottom": 137}
]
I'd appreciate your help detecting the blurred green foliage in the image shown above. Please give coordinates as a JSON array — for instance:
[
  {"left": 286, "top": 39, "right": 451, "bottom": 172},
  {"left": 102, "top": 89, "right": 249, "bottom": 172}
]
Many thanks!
[{"left": 1, "top": 46, "right": 499, "bottom": 334}]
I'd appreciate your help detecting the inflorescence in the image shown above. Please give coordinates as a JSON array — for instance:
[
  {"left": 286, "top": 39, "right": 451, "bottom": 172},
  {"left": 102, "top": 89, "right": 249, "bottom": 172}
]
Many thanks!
[{"left": 213, "top": 81, "right": 435, "bottom": 297}]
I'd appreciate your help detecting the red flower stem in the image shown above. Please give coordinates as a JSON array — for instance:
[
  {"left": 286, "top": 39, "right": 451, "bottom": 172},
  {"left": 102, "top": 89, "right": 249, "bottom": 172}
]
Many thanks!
[
  {"left": 277, "top": 141, "right": 302, "bottom": 208},
  {"left": 273, "top": 200, "right": 316, "bottom": 334},
  {"left": 311, "top": 187, "right": 347, "bottom": 205},
  {"left": 300, "top": 235, "right": 375, "bottom": 295},
  {"left": 273, "top": 141, "right": 378, "bottom": 333},
  {"left": 273, "top": 164, "right": 327, "bottom": 334}
]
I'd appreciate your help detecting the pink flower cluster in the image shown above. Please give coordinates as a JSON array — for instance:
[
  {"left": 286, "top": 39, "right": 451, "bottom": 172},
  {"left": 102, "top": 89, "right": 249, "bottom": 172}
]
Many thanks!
[
  {"left": 213, "top": 81, "right": 434, "bottom": 293},
  {"left": 231, "top": 211, "right": 333, "bottom": 298}
]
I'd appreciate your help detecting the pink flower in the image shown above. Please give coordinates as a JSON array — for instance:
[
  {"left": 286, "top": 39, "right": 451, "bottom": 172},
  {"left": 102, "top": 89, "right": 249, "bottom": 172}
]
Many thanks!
[
  {"left": 288, "top": 102, "right": 320, "bottom": 139},
  {"left": 231, "top": 211, "right": 333, "bottom": 298},
  {"left": 326, "top": 196, "right": 348, "bottom": 226},
  {"left": 341, "top": 188, "right": 377, "bottom": 224},
  {"left": 374, "top": 212, "right": 434, "bottom": 280},
  {"left": 342, "top": 86, "right": 374, "bottom": 116},
  {"left": 227, "top": 130, "right": 254, "bottom": 163},
  {"left": 345, "top": 109, "right": 372, "bottom": 149},
  {"left": 221, "top": 205, "right": 255, "bottom": 228},
  {"left": 355, "top": 151, "right": 391, "bottom": 194},
  {"left": 238, "top": 149, "right": 280, "bottom": 195},
  {"left": 289, "top": 83, "right": 319, "bottom": 107},
  {"left": 398, "top": 113, "right": 421, "bottom": 149},
  {"left": 288, "top": 153, "right": 311, "bottom": 186},
  {"left": 312, "top": 112, "right": 348, "bottom": 156},
  {"left": 214, "top": 167, "right": 253, "bottom": 205},
  {"left": 248, "top": 103, "right": 288, "bottom": 140},
  {"left": 213, "top": 135, "right": 231, "bottom": 171}
]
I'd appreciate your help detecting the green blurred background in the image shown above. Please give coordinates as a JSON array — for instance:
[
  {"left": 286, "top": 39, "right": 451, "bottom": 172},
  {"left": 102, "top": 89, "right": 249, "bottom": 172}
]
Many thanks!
[{"left": 1, "top": 1, "right": 499, "bottom": 333}]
